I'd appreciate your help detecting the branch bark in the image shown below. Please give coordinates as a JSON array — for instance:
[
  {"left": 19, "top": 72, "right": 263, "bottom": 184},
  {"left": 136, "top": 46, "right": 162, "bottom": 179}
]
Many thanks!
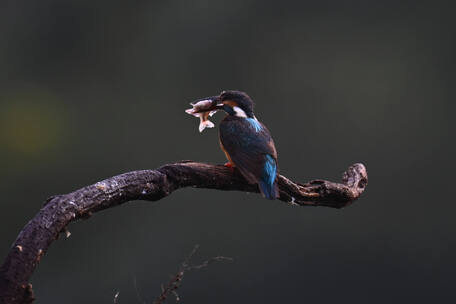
[{"left": 0, "top": 161, "right": 367, "bottom": 304}]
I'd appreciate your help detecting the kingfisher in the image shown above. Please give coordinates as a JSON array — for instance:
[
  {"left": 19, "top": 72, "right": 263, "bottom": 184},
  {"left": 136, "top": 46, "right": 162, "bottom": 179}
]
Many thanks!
[{"left": 189, "top": 90, "right": 279, "bottom": 200}]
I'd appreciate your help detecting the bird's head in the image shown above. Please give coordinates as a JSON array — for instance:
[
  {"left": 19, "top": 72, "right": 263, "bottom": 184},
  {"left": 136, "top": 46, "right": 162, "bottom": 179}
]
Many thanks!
[
  {"left": 217, "top": 90, "right": 255, "bottom": 118},
  {"left": 189, "top": 90, "right": 255, "bottom": 118}
]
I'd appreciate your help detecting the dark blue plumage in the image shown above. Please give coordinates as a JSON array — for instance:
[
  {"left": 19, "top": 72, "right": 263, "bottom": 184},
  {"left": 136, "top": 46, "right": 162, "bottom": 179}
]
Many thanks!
[{"left": 246, "top": 118, "right": 263, "bottom": 132}]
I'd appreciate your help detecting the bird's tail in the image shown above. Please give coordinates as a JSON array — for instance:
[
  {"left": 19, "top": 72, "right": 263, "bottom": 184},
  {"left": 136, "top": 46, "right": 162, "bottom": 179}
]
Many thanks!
[
  {"left": 259, "top": 154, "right": 279, "bottom": 200},
  {"left": 259, "top": 179, "right": 279, "bottom": 200}
]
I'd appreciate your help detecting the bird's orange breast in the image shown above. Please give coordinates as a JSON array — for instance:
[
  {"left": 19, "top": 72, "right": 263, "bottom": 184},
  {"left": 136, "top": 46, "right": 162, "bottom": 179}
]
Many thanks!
[{"left": 219, "top": 140, "right": 235, "bottom": 166}]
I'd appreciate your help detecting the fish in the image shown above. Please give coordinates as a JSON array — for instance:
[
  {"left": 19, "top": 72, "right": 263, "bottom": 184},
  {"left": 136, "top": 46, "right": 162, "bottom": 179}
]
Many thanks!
[{"left": 185, "top": 98, "right": 219, "bottom": 132}]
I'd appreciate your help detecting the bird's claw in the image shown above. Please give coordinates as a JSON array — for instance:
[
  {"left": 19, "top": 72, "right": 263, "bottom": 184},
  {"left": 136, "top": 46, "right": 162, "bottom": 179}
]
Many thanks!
[{"left": 224, "top": 162, "right": 234, "bottom": 168}]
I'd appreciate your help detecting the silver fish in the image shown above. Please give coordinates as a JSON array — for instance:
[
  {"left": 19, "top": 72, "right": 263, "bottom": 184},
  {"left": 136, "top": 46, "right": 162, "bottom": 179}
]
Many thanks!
[{"left": 185, "top": 99, "right": 219, "bottom": 132}]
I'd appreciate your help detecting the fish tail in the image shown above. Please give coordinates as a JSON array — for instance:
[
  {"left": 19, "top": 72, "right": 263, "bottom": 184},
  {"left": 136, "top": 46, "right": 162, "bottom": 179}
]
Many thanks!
[{"left": 198, "top": 118, "right": 215, "bottom": 132}]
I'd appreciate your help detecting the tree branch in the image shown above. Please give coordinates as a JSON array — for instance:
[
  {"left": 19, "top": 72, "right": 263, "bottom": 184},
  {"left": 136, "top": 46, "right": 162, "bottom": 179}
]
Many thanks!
[{"left": 0, "top": 161, "right": 367, "bottom": 303}]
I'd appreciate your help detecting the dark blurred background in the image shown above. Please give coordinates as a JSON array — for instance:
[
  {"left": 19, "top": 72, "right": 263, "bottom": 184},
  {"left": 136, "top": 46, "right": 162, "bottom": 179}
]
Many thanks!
[{"left": 0, "top": 0, "right": 454, "bottom": 303}]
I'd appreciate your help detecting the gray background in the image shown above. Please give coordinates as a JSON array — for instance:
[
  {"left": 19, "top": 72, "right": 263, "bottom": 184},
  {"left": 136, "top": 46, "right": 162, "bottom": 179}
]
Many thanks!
[{"left": 0, "top": 1, "right": 454, "bottom": 303}]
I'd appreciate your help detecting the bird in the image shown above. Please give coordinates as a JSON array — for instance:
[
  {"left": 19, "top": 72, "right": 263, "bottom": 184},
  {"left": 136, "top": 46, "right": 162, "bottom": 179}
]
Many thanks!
[{"left": 191, "top": 90, "right": 279, "bottom": 199}]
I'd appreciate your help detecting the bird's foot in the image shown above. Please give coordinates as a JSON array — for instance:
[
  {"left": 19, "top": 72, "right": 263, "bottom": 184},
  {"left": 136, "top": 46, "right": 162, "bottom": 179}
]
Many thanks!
[{"left": 224, "top": 162, "right": 235, "bottom": 168}]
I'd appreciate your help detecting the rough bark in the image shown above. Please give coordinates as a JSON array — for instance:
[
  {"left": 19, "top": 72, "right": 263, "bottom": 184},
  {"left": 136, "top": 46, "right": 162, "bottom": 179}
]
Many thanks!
[{"left": 0, "top": 161, "right": 367, "bottom": 304}]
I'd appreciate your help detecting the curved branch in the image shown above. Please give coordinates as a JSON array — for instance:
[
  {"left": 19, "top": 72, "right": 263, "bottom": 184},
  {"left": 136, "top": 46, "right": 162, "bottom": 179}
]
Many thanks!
[{"left": 0, "top": 161, "right": 367, "bottom": 303}]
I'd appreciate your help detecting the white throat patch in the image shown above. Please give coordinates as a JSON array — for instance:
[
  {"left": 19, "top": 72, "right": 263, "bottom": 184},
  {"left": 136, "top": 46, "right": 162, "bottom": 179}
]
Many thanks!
[{"left": 233, "top": 106, "right": 248, "bottom": 118}]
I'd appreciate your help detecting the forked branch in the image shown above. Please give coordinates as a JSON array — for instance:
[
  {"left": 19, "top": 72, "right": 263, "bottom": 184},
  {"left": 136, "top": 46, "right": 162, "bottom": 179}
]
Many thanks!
[{"left": 0, "top": 161, "right": 367, "bottom": 304}]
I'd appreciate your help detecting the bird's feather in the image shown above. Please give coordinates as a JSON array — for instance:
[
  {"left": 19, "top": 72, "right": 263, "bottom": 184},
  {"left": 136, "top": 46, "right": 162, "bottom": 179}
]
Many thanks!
[
  {"left": 219, "top": 116, "right": 278, "bottom": 199},
  {"left": 258, "top": 154, "right": 278, "bottom": 199}
]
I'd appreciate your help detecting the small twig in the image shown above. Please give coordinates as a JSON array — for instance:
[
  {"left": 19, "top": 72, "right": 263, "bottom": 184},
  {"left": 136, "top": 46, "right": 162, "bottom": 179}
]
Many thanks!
[
  {"left": 153, "top": 245, "right": 233, "bottom": 304},
  {"left": 185, "top": 256, "right": 234, "bottom": 271},
  {"left": 171, "top": 290, "right": 180, "bottom": 302},
  {"left": 181, "top": 244, "right": 200, "bottom": 269}
]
